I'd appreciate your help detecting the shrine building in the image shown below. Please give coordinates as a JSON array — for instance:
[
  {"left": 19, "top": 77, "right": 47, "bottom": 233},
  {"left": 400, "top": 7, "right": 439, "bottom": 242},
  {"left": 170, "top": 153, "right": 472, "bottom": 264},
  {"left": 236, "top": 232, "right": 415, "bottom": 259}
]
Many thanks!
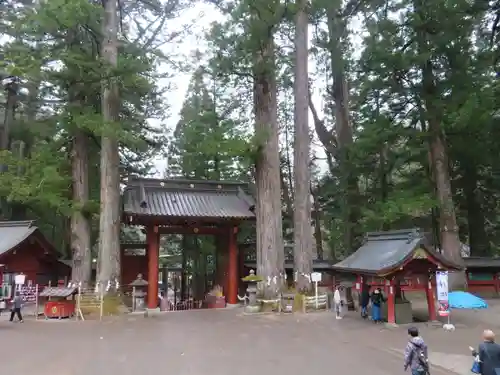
[
  {"left": 0, "top": 220, "right": 71, "bottom": 286},
  {"left": 332, "top": 229, "right": 461, "bottom": 324},
  {"left": 121, "top": 177, "right": 255, "bottom": 310}
]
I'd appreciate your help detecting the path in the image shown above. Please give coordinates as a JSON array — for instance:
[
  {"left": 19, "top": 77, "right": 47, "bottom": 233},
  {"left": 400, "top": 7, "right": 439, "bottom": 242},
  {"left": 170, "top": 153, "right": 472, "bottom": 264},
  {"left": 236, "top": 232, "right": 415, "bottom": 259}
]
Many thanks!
[{"left": 0, "top": 308, "right": 473, "bottom": 375}]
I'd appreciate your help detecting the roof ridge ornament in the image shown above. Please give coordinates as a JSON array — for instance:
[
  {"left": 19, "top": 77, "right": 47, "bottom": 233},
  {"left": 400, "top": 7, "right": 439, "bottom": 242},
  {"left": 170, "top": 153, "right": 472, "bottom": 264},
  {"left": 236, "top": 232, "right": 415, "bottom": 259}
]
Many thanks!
[{"left": 407, "top": 228, "right": 421, "bottom": 243}]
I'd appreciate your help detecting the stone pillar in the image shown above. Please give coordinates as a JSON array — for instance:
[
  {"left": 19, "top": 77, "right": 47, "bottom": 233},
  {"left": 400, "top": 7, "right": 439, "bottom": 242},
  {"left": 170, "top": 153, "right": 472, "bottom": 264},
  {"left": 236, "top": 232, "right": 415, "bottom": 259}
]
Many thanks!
[
  {"left": 227, "top": 226, "right": 238, "bottom": 305},
  {"left": 146, "top": 225, "right": 159, "bottom": 309},
  {"left": 426, "top": 279, "right": 436, "bottom": 321},
  {"left": 387, "top": 279, "right": 396, "bottom": 324}
]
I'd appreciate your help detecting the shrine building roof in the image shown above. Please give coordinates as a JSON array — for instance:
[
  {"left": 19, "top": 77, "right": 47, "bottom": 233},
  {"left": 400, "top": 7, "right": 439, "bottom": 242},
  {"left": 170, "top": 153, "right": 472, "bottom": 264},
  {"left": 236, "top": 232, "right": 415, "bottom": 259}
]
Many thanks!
[
  {"left": 332, "top": 228, "right": 461, "bottom": 276},
  {"left": 123, "top": 177, "right": 256, "bottom": 222},
  {"left": 463, "top": 256, "right": 500, "bottom": 269},
  {"left": 0, "top": 220, "right": 58, "bottom": 259}
]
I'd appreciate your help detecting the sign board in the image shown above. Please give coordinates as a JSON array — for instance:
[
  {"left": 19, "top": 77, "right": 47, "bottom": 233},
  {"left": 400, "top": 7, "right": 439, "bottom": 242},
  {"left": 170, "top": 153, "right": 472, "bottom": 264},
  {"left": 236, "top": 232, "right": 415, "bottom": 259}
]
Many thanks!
[
  {"left": 311, "top": 272, "right": 322, "bottom": 283},
  {"left": 436, "top": 271, "right": 450, "bottom": 317},
  {"left": 14, "top": 274, "right": 25, "bottom": 285}
]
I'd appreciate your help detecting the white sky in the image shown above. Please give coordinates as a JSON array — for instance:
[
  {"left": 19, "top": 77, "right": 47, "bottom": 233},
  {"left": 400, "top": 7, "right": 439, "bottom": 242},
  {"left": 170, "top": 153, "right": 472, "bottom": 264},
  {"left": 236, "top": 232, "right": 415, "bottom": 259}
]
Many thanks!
[{"left": 150, "top": 2, "right": 331, "bottom": 178}]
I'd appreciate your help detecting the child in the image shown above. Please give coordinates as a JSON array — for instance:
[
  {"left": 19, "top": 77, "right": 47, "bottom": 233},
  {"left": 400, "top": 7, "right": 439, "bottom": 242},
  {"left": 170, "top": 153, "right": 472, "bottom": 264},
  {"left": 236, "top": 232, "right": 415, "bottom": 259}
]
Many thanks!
[{"left": 404, "top": 327, "right": 429, "bottom": 375}]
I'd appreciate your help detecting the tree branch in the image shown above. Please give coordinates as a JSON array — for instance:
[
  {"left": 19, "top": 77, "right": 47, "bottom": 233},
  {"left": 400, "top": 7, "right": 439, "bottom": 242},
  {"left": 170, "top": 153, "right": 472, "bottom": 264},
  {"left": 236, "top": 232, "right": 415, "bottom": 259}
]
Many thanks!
[{"left": 308, "top": 88, "right": 337, "bottom": 157}]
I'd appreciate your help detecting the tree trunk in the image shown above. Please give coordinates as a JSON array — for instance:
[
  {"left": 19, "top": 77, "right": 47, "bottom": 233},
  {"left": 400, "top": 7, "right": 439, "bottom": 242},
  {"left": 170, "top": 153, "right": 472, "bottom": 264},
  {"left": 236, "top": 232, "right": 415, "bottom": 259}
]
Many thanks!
[
  {"left": 414, "top": 0, "right": 464, "bottom": 286},
  {"left": 1, "top": 79, "right": 16, "bottom": 152},
  {"left": 293, "top": 0, "right": 313, "bottom": 292},
  {"left": 0, "top": 79, "right": 17, "bottom": 219},
  {"left": 280, "top": 164, "right": 293, "bottom": 222},
  {"left": 71, "top": 129, "right": 92, "bottom": 284},
  {"left": 284, "top": 124, "right": 295, "bottom": 200},
  {"left": 428, "top": 124, "right": 462, "bottom": 265},
  {"left": 97, "top": 0, "right": 121, "bottom": 287},
  {"left": 311, "top": 183, "right": 325, "bottom": 260},
  {"left": 463, "top": 164, "right": 489, "bottom": 256},
  {"left": 253, "top": 38, "right": 284, "bottom": 299},
  {"left": 326, "top": 6, "right": 360, "bottom": 254}
]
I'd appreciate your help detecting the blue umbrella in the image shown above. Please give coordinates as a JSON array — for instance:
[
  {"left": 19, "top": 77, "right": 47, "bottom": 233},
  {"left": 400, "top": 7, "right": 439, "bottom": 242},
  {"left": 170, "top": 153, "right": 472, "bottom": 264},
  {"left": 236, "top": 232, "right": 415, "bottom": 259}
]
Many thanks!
[{"left": 448, "top": 291, "right": 488, "bottom": 309}]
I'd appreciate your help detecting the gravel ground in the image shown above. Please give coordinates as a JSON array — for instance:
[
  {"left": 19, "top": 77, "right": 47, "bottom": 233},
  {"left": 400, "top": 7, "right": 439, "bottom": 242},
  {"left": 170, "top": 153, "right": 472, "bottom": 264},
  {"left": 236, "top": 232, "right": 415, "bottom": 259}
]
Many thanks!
[{"left": 0, "top": 307, "right": 472, "bottom": 375}]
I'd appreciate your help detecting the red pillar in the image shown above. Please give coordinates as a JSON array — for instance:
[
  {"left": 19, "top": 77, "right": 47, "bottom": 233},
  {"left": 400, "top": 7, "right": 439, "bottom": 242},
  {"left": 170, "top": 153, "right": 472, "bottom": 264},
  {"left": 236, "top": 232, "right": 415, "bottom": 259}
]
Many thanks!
[
  {"left": 426, "top": 280, "right": 437, "bottom": 321},
  {"left": 387, "top": 279, "right": 396, "bottom": 324},
  {"left": 147, "top": 225, "right": 160, "bottom": 309},
  {"left": 227, "top": 226, "right": 238, "bottom": 305},
  {"left": 494, "top": 273, "right": 499, "bottom": 296}
]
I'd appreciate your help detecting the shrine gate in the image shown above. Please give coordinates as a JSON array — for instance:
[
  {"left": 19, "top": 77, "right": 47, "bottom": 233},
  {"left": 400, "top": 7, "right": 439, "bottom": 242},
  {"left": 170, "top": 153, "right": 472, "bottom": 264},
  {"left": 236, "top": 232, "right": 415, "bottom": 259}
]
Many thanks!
[{"left": 121, "top": 177, "right": 255, "bottom": 310}]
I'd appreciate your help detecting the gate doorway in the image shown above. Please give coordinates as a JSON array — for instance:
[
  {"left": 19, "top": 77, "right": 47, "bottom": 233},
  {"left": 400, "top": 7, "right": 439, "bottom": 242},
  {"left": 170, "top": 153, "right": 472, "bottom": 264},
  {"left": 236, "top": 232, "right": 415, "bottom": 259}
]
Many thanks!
[{"left": 122, "top": 177, "right": 255, "bottom": 310}]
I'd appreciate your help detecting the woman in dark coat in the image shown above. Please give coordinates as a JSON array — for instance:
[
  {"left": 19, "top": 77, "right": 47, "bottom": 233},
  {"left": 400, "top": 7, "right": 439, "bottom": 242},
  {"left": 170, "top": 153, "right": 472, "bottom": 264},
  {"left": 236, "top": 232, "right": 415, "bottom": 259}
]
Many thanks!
[{"left": 472, "top": 329, "right": 500, "bottom": 375}]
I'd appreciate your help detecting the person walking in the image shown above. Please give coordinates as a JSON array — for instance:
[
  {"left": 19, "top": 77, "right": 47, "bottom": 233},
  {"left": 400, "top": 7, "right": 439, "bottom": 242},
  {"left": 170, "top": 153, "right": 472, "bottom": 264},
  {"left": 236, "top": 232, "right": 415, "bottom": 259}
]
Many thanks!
[
  {"left": 471, "top": 329, "right": 500, "bottom": 375},
  {"left": 404, "top": 327, "right": 429, "bottom": 375},
  {"left": 10, "top": 291, "right": 23, "bottom": 323},
  {"left": 360, "top": 283, "right": 370, "bottom": 319},
  {"left": 333, "top": 286, "right": 342, "bottom": 320}
]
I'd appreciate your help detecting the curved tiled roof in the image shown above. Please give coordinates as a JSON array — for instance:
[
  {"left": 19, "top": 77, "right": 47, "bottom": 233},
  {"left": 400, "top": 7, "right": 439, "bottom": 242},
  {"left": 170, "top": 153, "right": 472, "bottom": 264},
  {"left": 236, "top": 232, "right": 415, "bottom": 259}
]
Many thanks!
[
  {"left": 123, "top": 177, "right": 255, "bottom": 220},
  {"left": 0, "top": 220, "right": 38, "bottom": 257},
  {"left": 333, "top": 229, "right": 461, "bottom": 275}
]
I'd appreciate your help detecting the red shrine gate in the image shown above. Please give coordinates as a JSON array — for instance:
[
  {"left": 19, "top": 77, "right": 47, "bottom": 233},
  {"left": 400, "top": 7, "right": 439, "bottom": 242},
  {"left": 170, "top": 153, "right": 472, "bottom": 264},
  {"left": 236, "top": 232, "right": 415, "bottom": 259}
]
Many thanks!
[{"left": 121, "top": 177, "right": 255, "bottom": 310}]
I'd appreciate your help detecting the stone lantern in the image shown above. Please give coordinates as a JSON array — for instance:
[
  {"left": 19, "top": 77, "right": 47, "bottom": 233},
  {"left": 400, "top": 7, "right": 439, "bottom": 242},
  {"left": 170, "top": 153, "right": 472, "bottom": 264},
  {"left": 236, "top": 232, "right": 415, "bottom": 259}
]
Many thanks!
[
  {"left": 241, "top": 269, "right": 263, "bottom": 313},
  {"left": 129, "top": 274, "right": 148, "bottom": 312}
]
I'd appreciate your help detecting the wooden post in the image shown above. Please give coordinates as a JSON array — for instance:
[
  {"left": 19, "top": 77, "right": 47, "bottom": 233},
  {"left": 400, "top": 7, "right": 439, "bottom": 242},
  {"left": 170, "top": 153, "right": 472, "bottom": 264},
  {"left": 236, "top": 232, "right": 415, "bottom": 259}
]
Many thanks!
[
  {"left": 227, "top": 226, "right": 238, "bottom": 305},
  {"left": 146, "top": 225, "right": 159, "bottom": 309},
  {"left": 494, "top": 273, "right": 499, "bottom": 296},
  {"left": 387, "top": 279, "right": 396, "bottom": 324},
  {"left": 426, "top": 279, "right": 437, "bottom": 321}
]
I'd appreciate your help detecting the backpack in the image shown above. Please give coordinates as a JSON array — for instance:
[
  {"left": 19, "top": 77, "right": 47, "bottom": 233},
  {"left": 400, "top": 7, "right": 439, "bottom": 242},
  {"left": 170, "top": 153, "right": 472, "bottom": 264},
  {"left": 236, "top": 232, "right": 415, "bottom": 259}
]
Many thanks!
[{"left": 413, "top": 344, "right": 429, "bottom": 371}]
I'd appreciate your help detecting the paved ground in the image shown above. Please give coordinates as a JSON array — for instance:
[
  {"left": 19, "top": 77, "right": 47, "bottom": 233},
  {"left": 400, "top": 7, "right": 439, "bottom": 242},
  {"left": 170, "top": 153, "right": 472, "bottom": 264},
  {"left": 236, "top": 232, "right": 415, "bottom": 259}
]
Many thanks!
[{"left": 0, "top": 305, "right": 485, "bottom": 375}]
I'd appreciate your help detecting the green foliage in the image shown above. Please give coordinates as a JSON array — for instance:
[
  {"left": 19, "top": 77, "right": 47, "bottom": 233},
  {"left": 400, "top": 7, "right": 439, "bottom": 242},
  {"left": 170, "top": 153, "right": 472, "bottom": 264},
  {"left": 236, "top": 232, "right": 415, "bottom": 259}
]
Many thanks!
[
  {"left": 167, "top": 65, "right": 251, "bottom": 180},
  {"left": 0, "top": 148, "right": 71, "bottom": 214},
  {"left": 0, "top": 0, "right": 172, "bottom": 254}
]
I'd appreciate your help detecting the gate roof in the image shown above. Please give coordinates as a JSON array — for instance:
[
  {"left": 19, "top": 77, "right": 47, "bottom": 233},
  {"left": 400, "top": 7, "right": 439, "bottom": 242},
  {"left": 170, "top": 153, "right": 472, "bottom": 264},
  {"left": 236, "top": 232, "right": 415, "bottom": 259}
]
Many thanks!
[{"left": 122, "top": 177, "right": 255, "bottom": 223}]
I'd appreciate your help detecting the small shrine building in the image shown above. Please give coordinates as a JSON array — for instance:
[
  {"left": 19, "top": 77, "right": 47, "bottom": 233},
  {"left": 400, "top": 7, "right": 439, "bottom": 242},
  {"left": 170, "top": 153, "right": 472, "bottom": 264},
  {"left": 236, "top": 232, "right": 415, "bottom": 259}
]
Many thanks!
[
  {"left": 332, "top": 229, "right": 461, "bottom": 324},
  {"left": 463, "top": 257, "right": 500, "bottom": 295},
  {"left": 121, "top": 177, "right": 255, "bottom": 309},
  {"left": 0, "top": 220, "right": 70, "bottom": 286}
]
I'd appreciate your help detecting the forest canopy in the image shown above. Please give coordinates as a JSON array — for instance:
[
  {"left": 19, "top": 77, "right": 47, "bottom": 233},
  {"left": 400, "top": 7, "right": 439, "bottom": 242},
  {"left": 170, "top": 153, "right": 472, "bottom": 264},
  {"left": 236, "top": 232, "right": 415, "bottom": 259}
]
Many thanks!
[{"left": 0, "top": 0, "right": 499, "bottom": 288}]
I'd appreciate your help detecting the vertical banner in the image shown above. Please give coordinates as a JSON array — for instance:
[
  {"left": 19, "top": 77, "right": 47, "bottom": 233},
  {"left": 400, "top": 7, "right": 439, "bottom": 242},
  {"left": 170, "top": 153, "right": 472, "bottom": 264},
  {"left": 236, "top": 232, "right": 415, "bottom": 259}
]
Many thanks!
[{"left": 436, "top": 271, "right": 450, "bottom": 317}]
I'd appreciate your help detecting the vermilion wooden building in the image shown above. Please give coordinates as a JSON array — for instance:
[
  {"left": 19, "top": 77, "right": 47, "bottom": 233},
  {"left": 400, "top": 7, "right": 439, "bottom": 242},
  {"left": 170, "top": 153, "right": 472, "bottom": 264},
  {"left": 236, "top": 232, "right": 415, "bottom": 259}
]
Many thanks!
[
  {"left": 463, "top": 257, "right": 500, "bottom": 295},
  {"left": 0, "top": 221, "right": 71, "bottom": 286},
  {"left": 333, "top": 229, "right": 461, "bottom": 324},
  {"left": 121, "top": 177, "right": 255, "bottom": 309}
]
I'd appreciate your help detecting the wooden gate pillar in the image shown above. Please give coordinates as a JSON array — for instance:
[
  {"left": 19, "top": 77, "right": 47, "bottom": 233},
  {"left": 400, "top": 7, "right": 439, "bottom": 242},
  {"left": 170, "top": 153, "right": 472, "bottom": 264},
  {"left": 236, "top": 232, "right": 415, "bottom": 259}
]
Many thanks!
[
  {"left": 387, "top": 279, "right": 396, "bottom": 324},
  {"left": 426, "top": 279, "right": 437, "bottom": 321},
  {"left": 146, "top": 225, "right": 160, "bottom": 309},
  {"left": 227, "top": 226, "right": 238, "bottom": 305}
]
